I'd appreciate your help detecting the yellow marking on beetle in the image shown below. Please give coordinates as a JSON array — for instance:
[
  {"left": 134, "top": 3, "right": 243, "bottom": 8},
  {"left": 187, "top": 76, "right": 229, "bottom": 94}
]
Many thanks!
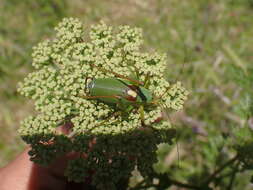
[{"left": 127, "top": 90, "right": 137, "bottom": 98}]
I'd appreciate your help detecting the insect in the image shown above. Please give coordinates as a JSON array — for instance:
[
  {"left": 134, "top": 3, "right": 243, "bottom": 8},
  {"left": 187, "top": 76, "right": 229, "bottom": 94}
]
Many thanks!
[
  {"left": 82, "top": 74, "right": 156, "bottom": 125},
  {"left": 86, "top": 78, "right": 153, "bottom": 108},
  {"left": 79, "top": 50, "right": 186, "bottom": 129},
  {"left": 78, "top": 63, "right": 165, "bottom": 124},
  {"left": 82, "top": 64, "right": 153, "bottom": 106}
]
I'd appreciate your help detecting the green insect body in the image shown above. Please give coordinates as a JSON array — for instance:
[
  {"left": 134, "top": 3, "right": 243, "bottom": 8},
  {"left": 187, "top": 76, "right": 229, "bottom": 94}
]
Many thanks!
[{"left": 87, "top": 78, "right": 153, "bottom": 109}]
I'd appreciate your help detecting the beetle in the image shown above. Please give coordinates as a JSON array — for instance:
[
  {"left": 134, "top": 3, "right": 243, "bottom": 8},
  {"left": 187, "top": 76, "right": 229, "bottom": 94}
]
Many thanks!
[
  {"left": 87, "top": 77, "right": 153, "bottom": 107},
  {"left": 81, "top": 64, "right": 158, "bottom": 111},
  {"left": 80, "top": 63, "right": 180, "bottom": 127},
  {"left": 82, "top": 76, "right": 157, "bottom": 125}
]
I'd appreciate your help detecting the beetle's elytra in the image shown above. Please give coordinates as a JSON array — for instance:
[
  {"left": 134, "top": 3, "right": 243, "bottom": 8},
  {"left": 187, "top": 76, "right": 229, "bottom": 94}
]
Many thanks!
[{"left": 87, "top": 78, "right": 153, "bottom": 107}]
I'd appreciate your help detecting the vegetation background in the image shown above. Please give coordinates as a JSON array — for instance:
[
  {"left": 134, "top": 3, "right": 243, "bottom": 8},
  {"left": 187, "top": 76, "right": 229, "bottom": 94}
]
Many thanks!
[{"left": 1, "top": 0, "right": 253, "bottom": 189}]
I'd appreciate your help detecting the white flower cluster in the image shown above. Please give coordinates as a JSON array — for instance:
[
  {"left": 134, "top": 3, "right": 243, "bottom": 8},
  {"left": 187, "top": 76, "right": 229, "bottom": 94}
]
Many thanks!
[
  {"left": 117, "top": 25, "right": 143, "bottom": 52},
  {"left": 19, "top": 115, "right": 55, "bottom": 137},
  {"left": 164, "top": 82, "right": 189, "bottom": 110},
  {"left": 17, "top": 18, "right": 188, "bottom": 187},
  {"left": 18, "top": 18, "right": 188, "bottom": 137},
  {"left": 31, "top": 40, "right": 52, "bottom": 69}
]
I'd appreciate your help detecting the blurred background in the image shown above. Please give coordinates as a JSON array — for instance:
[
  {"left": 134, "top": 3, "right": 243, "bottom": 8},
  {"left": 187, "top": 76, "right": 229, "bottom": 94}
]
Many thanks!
[{"left": 1, "top": 0, "right": 253, "bottom": 189}]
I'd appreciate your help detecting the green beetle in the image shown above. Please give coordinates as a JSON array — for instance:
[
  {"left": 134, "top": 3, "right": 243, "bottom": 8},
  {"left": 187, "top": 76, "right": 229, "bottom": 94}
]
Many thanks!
[
  {"left": 87, "top": 77, "right": 153, "bottom": 109},
  {"left": 80, "top": 64, "right": 165, "bottom": 124}
]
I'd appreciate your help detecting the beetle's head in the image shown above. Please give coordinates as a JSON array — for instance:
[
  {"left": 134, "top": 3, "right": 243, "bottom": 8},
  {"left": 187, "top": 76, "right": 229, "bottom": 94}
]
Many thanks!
[{"left": 138, "top": 87, "right": 153, "bottom": 103}]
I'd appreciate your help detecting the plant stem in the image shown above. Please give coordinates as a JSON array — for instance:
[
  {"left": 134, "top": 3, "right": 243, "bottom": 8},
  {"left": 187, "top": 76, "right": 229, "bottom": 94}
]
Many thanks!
[
  {"left": 203, "top": 155, "right": 239, "bottom": 186},
  {"left": 132, "top": 155, "right": 239, "bottom": 190},
  {"left": 226, "top": 161, "right": 239, "bottom": 190},
  {"left": 168, "top": 178, "right": 201, "bottom": 190},
  {"left": 131, "top": 174, "right": 201, "bottom": 190}
]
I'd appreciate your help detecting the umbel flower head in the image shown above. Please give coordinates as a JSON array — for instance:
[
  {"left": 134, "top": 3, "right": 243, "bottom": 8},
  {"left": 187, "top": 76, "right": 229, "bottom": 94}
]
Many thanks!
[{"left": 17, "top": 18, "right": 188, "bottom": 189}]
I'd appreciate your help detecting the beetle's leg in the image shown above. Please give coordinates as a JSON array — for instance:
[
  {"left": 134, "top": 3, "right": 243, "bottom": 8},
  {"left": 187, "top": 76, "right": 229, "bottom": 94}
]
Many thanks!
[
  {"left": 118, "top": 105, "right": 135, "bottom": 119},
  {"left": 143, "top": 71, "right": 151, "bottom": 88},
  {"left": 93, "top": 110, "right": 121, "bottom": 128},
  {"left": 80, "top": 95, "right": 121, "bottom": 100},
  {"left": 126, "top": 65, "right": 138, "bottom": 78},
  {"left": 153, "top": 85, "right": 172, "bottom": 100},
  {"left": 125, "top": 105, "right": 134, "bottom": 113},
  {"left": 128, "top": 65, "right": 140, "bottom": 79}
]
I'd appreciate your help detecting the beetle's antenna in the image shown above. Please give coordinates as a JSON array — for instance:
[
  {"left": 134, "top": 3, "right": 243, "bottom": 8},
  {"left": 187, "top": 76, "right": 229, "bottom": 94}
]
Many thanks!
[
  {"left": 173, "top": 31, "right": 188, "bottom": 168},
  {"left": 158, "top": 29, "right": 188, "bottom": 100},
  {"left": 159, "top": 103, "right": 181, "bottom": 168},
  {"left": 90, "top": 63, "right": 144, "bottom": 85},
  {"left": 175, "top": 35, "right": 187, "bottom": 83},
  {"left": 157, "top": 87, "right": 171, "bottom": 100}
]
